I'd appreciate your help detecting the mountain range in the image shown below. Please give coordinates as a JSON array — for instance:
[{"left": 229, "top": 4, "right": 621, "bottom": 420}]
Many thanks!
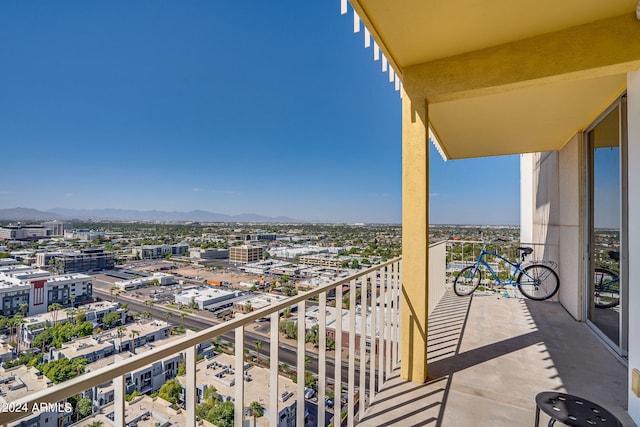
[{"left": 0, "top": 207, "right": 303, "bottom": 223}]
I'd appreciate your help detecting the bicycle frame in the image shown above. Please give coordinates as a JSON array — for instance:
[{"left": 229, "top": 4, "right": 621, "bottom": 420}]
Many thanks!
[{"left": 473, "top": 248, "right": 527, "bottom": 286}]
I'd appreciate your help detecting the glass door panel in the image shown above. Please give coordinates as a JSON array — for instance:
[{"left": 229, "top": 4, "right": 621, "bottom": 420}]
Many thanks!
[{"left": 588, "top": 105, "right": 621, "bottom": 347}]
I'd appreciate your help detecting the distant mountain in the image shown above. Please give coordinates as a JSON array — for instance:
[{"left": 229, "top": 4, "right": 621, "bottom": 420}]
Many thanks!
[
  {"left": 0, "top": 207, "right": 64, "bottom": 221},
  {"left": 46, "top": 208, "right": 303, "bottom": 223}
]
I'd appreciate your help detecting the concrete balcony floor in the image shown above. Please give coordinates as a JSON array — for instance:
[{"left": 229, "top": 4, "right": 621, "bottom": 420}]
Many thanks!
[{"left": 358, "top": 291, "right": 636, "bottom": 426}]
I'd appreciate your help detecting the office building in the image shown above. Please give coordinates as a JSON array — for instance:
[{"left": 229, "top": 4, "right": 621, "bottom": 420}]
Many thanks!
[{"left": 229, "top": 245, "right": 264, "bottom": 264}]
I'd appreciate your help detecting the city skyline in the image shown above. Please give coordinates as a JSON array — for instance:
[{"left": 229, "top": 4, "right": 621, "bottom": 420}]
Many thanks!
[{"left": 0, "top": 1, "right": 520, "bottom": 225}]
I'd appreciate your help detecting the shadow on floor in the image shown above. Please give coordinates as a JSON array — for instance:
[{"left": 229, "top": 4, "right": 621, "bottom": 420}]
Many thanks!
[{"left": 357, "top": 291, "right": 634, "bottom": 427}]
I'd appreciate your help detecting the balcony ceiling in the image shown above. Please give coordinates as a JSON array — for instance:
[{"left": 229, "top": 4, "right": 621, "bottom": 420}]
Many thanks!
[{"left": 351, "top": 0, "right": 640, "bottom": 159}]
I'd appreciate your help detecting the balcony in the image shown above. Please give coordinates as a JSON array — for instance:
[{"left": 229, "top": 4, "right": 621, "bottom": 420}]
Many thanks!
[{"left": 0, "top": 241, "right": 632, "bottom": 426}]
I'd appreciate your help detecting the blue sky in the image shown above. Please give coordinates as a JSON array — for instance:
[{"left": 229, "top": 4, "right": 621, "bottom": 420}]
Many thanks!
[{"left": 0, "top": 1, "right": 520, "bottom": 224}]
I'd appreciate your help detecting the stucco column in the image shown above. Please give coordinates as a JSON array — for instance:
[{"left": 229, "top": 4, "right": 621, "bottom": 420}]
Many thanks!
[{"left": 401, "top": 90, "right": 429, "bottom": 382}]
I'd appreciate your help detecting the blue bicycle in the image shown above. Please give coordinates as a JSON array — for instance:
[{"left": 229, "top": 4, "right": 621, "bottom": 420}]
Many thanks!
[
  {"left": 453, "top": 240, "right": 560, "bottom": 300},
  {"left": 594, "top": 250, "right": 620, "bottom": 308}
]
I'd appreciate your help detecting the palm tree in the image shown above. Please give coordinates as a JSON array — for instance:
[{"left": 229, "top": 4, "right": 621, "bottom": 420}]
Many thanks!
[
  {"left": 66, "top": 308, "right": 77, "bottom": 324},
  {"left": 19, "top": 303, "right": 29, "bottom": 317},
  {"left": 180, "top": 312, "right": 187, "bottom": 328},
  {"left": 248, "top": 401, "right": 265, "bottom": 426},
  {"left": 88, "top": 421, "right": 104, "bottom": 427},
  {"left": 254, "top": 340, "right": 263, "bottom": 364},
  {"left": 48, "top": 303, "right": 63, "bottom": 324},
  {"left": 164, "top": 311, "right": 173, "bottom": 323},
  {"left": 130, "top": 330, "right": 140, "bottom": 354},
  {"left": 12, "top": 314, "right": 24, "bottom": 353},
  {"left": 116, "top": 326, "right": 126, "bottom": 352}
]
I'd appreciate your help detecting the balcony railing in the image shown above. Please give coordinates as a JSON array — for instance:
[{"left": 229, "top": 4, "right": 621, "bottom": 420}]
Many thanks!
[{"left": 0, "top": 257, "right": 403, "bottom": 427}]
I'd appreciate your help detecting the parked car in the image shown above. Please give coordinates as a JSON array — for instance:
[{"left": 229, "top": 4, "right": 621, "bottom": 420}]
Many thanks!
[{"left": 304, "top": 388, "right": 316, "bottom": 399}]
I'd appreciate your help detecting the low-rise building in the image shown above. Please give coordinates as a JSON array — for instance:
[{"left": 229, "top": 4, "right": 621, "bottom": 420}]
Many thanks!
[
  {"left": 75, "top": 395, "right": 216, "bottom": 427},
  {"left": 132, "top": 244, "right": 189, "bottom": 260},
  {"left": 0, "top": 224, "right": 50, "bottom": 241},
  {"left": 0, "top": 277, "right": 32, "bottom": 317},
  {"left": 40, "top": 273, "right": 93, "bottom": 311},
  {"left": 45, "top": 320, "right": 172, "bottom": 364},
  {"left": 233, "top": 293, "right": 289, "bottom": 314},
  {"left": 35, "top": 249, "right": 115, "bottom": 273},
  {"left": 299, "top": 254, "right": 348, "bottom": 268},
  {"left": 20, "top": 301, "right": 124, "bottom": 347},
  {"left": 324, "top": 304, "right": 399, "bottom": 357},
  {"left": 114, "top": 272, "right": 174, "bottom": 290},
  {"left": 177, "top": 353, "right": 298, "bottom": 427},
  {"left": 0, "top": 258, "right": 19, "bottom": 268},
  {"left": 63, "top": 229, "right": 105, "bottom": 241},
  {"left": 268, "top": 245, "right": 329, "bottom": 259},
  {"left": 240, "top": 259, "right": 291, "bottom": 275},
  {"left": 85, "top": 332, "right": 213, "bottom": 410},
  {"left": 189, "top": 248, "right": 229, "bottom": 260},
  {"left": 42, "top": 221, "right": 67, "bottom": 237},
  {"left": 229, "top": 245, "right": 264, "bottom": 265},
  {"left": 0, "top": 269, "right": 93, "bottom": 317},
  {"left": 174, "top": 287, "right": 243, "bottom": 311},
  {"left": 0, "top": 365, "right": 67, "bottom": 427}
]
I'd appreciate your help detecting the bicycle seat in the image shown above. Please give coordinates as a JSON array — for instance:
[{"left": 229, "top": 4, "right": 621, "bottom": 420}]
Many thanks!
[
  {"left": 518, "top": 247, "right": 533, "bottom": 256},
  {"left": 608, "top": 250, "right": 620, "bottom": 262}
]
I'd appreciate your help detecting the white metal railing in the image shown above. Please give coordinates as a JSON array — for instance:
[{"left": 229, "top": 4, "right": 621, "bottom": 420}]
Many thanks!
[
  {"left": 0, "top": 258, "right": 402, "bottom": 427},
  {"left": 446, "top": 240, "right": 556, "bottom": 272}
]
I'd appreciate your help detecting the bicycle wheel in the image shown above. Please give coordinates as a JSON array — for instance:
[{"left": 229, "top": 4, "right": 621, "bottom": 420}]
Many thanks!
[
  {"left": 453, "top": 265, "right": 482, "bottom": 296},
  {"left": 594, "top": 267, "right": 620, "bottom": 308},
  {"left": 517, "top": 264, "right": 559, "bottom": 300}
]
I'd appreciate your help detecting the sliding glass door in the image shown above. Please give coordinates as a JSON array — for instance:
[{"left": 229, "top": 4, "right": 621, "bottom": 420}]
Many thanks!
[{"left": 586, "top": 97, "right": 627, "bottom": 356}]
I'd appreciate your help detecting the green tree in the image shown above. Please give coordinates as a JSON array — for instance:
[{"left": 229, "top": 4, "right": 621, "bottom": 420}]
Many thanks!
[
  {"left": 279, "top": 319, "right": 297, "bottom": 340},
  {"left": 0, "top": 315, "right": 7, "bottom": 330},
  {"left": 305, "top": 324, "right": 319, "bottom": 347},
  {"left": 102, "top": 311, "right": 121, "bottom": 329},
  {"left": 158, "top": 379, "right": 182, "bottom": 404},
  {"left": 88, "top": 422, "right": 104, "bottom": 427},
  {"left": 207, "top": 401, "right": 234, "bottom": 427},
  {"left": 39, "top": 358, "right": 88, "bottom": 383},
  {"left": 77, "top": 397, "right": 93, "bottom": 419}
]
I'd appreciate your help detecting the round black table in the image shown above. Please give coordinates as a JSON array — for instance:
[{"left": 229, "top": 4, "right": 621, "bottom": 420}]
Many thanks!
[{"left": 535, "top": 392, "right": 622, "bottom": 427}]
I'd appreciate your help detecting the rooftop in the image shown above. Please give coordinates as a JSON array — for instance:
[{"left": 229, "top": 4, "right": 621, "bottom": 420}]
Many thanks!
[
  {"left": 177, "top": 352, "right": 297, "bottom": 423},
  {"left": 0, "top": 365, "right": 51, "bottom": 404}
]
